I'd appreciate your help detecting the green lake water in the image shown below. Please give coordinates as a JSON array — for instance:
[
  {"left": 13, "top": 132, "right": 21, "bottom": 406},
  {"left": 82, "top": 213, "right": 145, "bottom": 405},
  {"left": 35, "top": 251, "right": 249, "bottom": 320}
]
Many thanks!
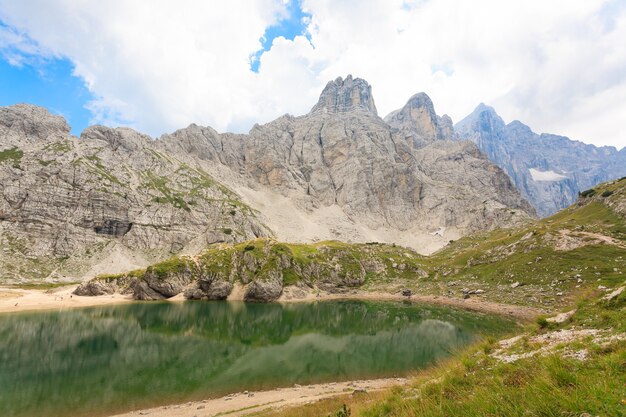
[{"left": 0, "top": 300, "right": 515, "bottom": 417}]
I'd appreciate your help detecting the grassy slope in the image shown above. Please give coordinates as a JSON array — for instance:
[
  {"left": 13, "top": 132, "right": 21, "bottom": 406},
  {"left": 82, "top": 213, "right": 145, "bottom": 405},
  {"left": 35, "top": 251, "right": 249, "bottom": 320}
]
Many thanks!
[
  {"left": 251, "top": 178, "right": 626, "bottom": 417},
  {"left": 92, "top": 178, "right": 625, "bottom": 312}
]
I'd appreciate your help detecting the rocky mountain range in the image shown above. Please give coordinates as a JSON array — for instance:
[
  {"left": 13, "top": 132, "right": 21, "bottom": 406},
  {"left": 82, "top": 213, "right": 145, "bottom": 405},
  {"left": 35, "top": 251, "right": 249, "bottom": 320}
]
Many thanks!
[
  {"left": 0, "top": 75, "right": 533, "bottom": 284},
  {"left": 160, "top": 76, "right": 532, "bottom": 247},
  {"left": 455, "top": 104, "right": 626, "bottom": 216}
]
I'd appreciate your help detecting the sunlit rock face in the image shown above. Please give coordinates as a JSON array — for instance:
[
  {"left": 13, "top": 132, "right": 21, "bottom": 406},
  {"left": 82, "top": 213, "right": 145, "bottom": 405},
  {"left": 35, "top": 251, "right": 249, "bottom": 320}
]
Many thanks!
[
  {"left": 0, "top": 105, "right": 268, "bottom": 283},
  {"left": 162, "top": 75, "right": 533, "bottom": 241}
]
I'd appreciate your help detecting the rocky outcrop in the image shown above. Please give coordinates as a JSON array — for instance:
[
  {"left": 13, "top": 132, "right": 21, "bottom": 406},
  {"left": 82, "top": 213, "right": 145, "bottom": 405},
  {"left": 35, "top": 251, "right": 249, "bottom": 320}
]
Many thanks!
[
  {"left": 74, "top": 274, "right": 135, "bottom": 296},
  {"left": 243, "top": 277, "right": 283, "bottom": 302},
  {"left": 0, "top": 105, "right": 269, "bottom": 284},
  {"left": 141, "top": 265, "right": 196, "bottom": 298},
  {"left": 184, "top": 277, "right": 233, "bottom": 300},
  {"left": 73, "top": 280, "right": 117, "bottom": 296},
  {"left": 455, "top": 104, "right": 626, "bottom": 216},
  {"left": 0, "top": 104, "right": 70, "bottom": 146},
  {"left": 75, "top": 239, "right": 429, "bottom": 302}
]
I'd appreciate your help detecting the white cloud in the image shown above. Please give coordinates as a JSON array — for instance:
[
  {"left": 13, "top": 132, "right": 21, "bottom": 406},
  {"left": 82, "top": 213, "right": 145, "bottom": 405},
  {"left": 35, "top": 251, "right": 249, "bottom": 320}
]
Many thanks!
[{"left": 0, "top": 0, "right": 625, "bottom": 149}]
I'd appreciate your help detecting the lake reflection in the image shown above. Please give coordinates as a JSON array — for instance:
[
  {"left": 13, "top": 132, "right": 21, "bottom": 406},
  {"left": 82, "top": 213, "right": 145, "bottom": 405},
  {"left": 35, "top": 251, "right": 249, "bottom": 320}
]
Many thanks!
[{"left": 0, "top": 300, "right": 513, "bottom": 417}]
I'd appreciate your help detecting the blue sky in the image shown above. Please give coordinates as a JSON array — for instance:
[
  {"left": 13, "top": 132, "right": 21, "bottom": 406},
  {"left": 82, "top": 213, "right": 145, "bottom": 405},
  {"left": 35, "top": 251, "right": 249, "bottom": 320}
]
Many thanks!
[
  {"left": 0, "top": 1, "right": 310, "bottom": 135},
  {"left": 250, "top": 0, "right": 311, "bottom": 72},
  {"left": 0, "top": 33, "right": 94, "bottom": 135},
  {"left": 0, "top": 1, "right": 624, "bottom": 148}
]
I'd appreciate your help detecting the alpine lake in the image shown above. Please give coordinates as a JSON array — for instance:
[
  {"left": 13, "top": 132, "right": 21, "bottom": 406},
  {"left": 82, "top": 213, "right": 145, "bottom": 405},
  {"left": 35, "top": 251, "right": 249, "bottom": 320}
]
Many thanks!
[{"left": 0, "top": 299, "right": 516, "bottom": 417}]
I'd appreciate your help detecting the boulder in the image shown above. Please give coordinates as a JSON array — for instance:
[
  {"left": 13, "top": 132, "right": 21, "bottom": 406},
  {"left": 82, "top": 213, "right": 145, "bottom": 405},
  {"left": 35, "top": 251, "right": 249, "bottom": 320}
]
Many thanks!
[
  {"left": 244, "top": 278, "right": 283, "bottom": 302},
  {"left": 73, "top": 280, "right": 116, "bottom": 296}
]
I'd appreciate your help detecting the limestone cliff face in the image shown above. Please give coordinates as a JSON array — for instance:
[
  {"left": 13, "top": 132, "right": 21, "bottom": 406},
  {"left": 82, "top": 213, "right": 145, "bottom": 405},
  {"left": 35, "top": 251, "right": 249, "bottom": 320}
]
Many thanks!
[
  {"left": 161, "top": 77, "right": 533, "bottom": 238},
  {"left": 455, "top": 104, "right": 626, "bottom": 216},
  {"left": 0, "top": 105, "right": 268, "bottom": 283}
]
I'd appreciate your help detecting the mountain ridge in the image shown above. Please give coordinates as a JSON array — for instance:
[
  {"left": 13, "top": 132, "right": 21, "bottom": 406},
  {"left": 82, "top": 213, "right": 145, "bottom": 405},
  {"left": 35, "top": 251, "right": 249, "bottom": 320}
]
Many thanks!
[
  {"left": 0, "top": 76, "right": 533, "bottom": 284},
  {"left": 455, "top": 103, "right": 626, "bottom": 216}
]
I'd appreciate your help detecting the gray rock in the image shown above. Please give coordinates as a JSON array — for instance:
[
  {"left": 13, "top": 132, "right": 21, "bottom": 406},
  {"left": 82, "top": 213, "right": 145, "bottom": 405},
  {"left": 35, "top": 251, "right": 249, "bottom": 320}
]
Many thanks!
[
  {"left": 310, "top": 75, "right": 377, "bottom": 115},
  {"left": 133, "top": 280, "right": 167, "bottom": 301},
  {"left": 73, "top": 280, "right": 116, "bottom": 296},
  {"left": 184, "top": 277, "right": 233, "bottom": 300},
  {"left": 602, "top": 285, "right": 624, "bottom": 302},
  {"left": 0, "top": 105, "right": 268, "bottom": 283},
  {"left": 244, "top": 277, "right": 283, "bottom": 302},
  {"left": 455, "top": 104, "right": 626, "bottom": 216},
  {"left": 385, "top": 92, "right": 457, "bottom": 145},
  {"left": 162, "top": 77, "right": 534, "bottom": 242}
]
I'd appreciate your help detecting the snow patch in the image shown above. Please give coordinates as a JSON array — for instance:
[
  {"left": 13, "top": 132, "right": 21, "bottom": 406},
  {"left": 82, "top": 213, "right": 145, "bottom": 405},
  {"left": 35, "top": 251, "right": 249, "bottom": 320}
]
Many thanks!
[{"left": 529, "top": 168, "right": 567, "bottom": 182}]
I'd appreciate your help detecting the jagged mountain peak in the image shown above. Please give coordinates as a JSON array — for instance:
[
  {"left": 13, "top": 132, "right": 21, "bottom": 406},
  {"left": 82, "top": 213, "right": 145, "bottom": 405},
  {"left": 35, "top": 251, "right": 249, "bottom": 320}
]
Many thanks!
[
  {"left": 406, "top": 92, "right": 435, "bottom": 108},
  {"left": 310, "top": 75, "right": 377, "bottom": 115},
  {"left": 385, "top": 91, "right": 456, "bottom": 142},
  {"left": 506, "top": 120, "right": 533, "bottom": 136},
  {"left": 455, "top": 102, "right": 505, "bottom": 137}
]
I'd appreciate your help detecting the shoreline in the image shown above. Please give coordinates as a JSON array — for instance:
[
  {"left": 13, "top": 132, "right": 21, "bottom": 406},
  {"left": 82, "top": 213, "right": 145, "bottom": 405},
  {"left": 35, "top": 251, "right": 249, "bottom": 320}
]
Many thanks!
[
  {"left": 277, "top": 287, "right": 545, "bottom": 321},
  {"left": 110, "top": 377, "right": 406, "bottom": 417},
  {"left": 0, "top": 284, "right": 545, "bottom": 320},
  {"left": 0, "top": 285, "right": 134, "bottom": 314},
  {"left": 0, "top": 284, "right": 542, "bottom": 417}
]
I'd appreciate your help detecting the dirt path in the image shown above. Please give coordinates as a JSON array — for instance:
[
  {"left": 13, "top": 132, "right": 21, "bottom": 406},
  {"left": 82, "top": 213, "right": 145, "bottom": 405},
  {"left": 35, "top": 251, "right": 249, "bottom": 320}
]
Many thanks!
[
  {"left": 555, "top": 229, "right": 626, "bottom": 251},
  {"left": 111, "top": 378, "right": 405, "bottom": 417}
]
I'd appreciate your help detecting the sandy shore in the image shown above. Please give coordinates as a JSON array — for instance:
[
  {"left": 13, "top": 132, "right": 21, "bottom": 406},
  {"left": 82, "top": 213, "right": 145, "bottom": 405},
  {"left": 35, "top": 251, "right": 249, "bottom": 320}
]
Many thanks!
[
  {"left": 0, "top": 284, "right": 543, "bottom": 320},
  {"left": 111, "top": 377, "right": 406, "bottom": 417},
  {"left": 277, "top": 287, "right": 544, "bottom": 321},
  {"left": 0, "top": 285, "right": 134, "bottom": 314}
]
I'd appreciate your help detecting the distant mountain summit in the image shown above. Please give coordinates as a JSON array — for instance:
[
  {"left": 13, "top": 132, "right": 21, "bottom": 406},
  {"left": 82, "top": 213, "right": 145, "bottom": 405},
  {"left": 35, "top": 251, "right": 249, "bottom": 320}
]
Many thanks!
[{"left": 455, "top": 104, "right": 626, "bottom": 216}]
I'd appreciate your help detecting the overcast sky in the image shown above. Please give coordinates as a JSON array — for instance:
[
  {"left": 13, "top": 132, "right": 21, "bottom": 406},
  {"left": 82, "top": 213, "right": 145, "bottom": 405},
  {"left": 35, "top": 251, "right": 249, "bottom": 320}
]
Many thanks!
[{"left": 0, "top": 0, "right": 625, "bottom": 149}]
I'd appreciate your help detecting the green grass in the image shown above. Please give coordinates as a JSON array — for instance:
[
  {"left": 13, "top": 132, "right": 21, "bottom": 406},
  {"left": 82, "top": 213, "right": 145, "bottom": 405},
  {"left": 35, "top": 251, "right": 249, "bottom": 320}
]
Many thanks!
[
  {"left": 142, "top": 170, "right": 191, "bottom": 211},
  {"left": 84, "top": 154, "right": 124, "bottom": 186},
  {"left": 72, "top": 154, "right": 125, "bottom": 186},
  {"left": 148, "top": 257, "right": 194, "bottom": 279},
  {"left": 43, "top": 140, "right": 72, "bottom": 153},
  {"left": 259, "top": 288, "right": 626, "bottom": 417},
  {"left": 0, "top": 147, "right": 24, "bottom": 168}
]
